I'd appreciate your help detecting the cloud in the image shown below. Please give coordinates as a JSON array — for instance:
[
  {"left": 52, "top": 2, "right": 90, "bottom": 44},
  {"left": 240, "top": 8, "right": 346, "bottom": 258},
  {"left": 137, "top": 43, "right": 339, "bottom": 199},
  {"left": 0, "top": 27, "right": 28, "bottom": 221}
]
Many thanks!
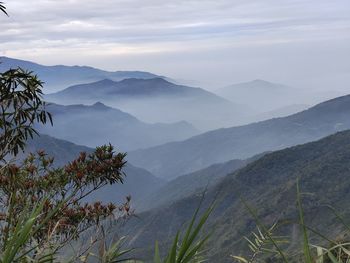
[{"left": 0, "top": 0, "right": 350, "bottom": 89}]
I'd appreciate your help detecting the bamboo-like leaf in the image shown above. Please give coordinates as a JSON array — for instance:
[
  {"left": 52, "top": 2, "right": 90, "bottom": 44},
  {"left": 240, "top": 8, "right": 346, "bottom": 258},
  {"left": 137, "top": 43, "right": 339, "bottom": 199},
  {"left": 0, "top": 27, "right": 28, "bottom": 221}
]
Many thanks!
[
  {"left": 240, "top": 198, "right": 289, "bottom": 263},
  {"left": 154, "top": 203, "right": 213, "bottom": 263},
  {"left": 166, "top": 231, "right": 179, "bottom": 263},
  {"left": 0, "top": 1, "right": 8, "bottom": 16},
  {"left": 297, "top": 179, "right": 312, "bottom": 263},
  {"left": 154, "top": 241, "right": 161, "bottom": 263},
  {"left": 327, "top": 251, "right": 341, "bottom": 263},
  {"left": 2, "top": 201, "right": 45, "bottom": 263},
  {"left": 231, "top": 255, "right": 249, "bottom": 263}
]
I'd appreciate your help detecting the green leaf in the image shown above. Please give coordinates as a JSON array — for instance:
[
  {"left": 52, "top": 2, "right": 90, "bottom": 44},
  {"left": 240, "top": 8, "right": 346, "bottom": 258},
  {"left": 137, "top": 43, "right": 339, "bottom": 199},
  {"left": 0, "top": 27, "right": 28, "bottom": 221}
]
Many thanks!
[{"left": 297, "top": 179, "right": 313, "bottom": 263}]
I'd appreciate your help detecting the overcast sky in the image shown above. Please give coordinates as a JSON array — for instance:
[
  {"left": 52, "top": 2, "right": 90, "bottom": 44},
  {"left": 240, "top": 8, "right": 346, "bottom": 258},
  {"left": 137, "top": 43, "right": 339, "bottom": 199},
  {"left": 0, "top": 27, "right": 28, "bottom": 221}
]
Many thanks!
[{"left": 1, "top": 0, "right": 350, "bottom": 90}]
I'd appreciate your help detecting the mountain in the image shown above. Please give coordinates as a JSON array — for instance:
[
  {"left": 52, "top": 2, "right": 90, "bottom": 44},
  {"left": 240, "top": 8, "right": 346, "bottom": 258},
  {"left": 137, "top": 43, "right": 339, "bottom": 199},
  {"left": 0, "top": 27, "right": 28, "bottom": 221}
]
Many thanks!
[
  {"left": 138, "top": 153, "right": 265, "bottom": 211},
  {"left": 47, "top": 78, "right": 249, "bottom": 131},
  {"left": 127, "top": 94, "right": 350, "bottom": 179},
  {"left": 0, "top": 56, "right": 159, "bottom": 93},
  {"left": 216, "top": 79, "right": 343, "bottom": 118},
  {"left": 24, "top": 134, "right": 165, "bottom": 207},
  {"left": 217, "top": 79, "right": 301, "bottom": 112},
  {"left": 124, "top": 130, "right": 350, "bottom": 262},
  {"left": 38, "top": 102, "right": 198, "bottom": 151},
  {"left": 48, "top": 78, "right": 223, "bottom": 100}
]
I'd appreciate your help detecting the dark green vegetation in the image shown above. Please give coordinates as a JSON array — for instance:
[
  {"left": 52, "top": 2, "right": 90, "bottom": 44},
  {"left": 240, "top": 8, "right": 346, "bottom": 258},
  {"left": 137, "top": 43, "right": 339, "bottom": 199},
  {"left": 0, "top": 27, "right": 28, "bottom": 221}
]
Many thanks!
[
  {"left": 38, "top": 102, "right": 198, "bottom": 151},
  {"left": 128, "top": 94, "right": 350, "bottom": 179},
  {"left": 124, "top": 130, "right": 350, "bottom": 262},
  {"left": 0, "top": 56, "right": 159, "bottom": 93}
]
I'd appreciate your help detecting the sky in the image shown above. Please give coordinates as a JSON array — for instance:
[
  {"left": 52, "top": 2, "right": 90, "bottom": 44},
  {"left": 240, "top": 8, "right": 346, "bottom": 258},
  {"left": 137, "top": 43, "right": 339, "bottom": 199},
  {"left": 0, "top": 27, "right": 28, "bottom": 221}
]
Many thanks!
[{"left": 1, "top": 0, "right": 350, "bottom": 90}]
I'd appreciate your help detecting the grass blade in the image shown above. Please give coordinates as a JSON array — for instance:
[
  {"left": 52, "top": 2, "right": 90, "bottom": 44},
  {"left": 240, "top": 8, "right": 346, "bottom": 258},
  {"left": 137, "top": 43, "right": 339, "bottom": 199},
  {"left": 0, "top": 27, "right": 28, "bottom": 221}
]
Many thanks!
[{"left": 297, "top": 179, "right": 313, "bottom": 263}]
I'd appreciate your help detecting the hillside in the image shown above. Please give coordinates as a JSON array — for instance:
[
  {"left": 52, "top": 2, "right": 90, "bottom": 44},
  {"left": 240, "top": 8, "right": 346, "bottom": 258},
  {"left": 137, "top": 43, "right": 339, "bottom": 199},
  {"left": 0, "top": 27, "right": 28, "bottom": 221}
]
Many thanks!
[
  {"left": 128, "top": 94, "right": 350, "bottom": 179},
  {"left": 124, "top": 130, "right": 350, "bottom": 262},
  {"left": 47, "top": 78, "right": 249, "bottom": 131},
  {"left": 38, "top": 102, "right": 198, "bottom": 151},
  {"left": 138, "top": 153, "right": 265, "bottom": 211},
  {"left": 25, "top": 134, "right": 165, "bottom": 207},
  {"left": 0, "top": 56, "right": 159, "bottom": 92}
]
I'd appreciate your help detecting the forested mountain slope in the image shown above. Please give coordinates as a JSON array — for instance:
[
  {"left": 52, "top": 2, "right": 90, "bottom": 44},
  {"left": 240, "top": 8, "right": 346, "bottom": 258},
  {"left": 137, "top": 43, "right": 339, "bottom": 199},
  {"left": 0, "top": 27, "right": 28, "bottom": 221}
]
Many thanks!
[{"left": 124, "top": 130, "right": 350, "bottom": 262}]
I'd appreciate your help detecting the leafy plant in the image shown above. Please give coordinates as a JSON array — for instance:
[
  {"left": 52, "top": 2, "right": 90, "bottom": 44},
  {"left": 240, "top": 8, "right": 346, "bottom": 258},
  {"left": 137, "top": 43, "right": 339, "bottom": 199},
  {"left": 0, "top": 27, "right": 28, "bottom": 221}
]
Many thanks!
[
  {"left": 231, "top": 223, "right": 288, "bottom": 263},
  {"left": 0, "top": 68, "right": 52, "bottom": 161},
  {"left": 154, "top": 204, "right": 213, "bottom": 263},
  {"left": 296, "top": 179, "right": 312, "bottom": 263},
  {"left": 0, "top": 1, "right": 7, "bottom": 16},
  {"left": 231, "top": 179, "right": 350, "bottom": 263},
  {"left": 91, "top": 236, "right": 134, "bottom": 263}
]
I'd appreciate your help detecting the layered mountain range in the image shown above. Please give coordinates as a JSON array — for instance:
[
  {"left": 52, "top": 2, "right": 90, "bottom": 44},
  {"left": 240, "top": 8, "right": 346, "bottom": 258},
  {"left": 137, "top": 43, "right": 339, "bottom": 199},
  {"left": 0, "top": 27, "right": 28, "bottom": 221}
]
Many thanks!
[
  {"left": 38, "top": 102, "right": 198, "bottom": 151},
  {"left": 0, "top": 56, "right": 159, "bottom": 93},
  {"left": 4, "top": 56, "right": 350, "bottom": 261},
  {"left": 47, "top": 77, "right": 247, "bottom": 130},
  {"left": 128, "top": 94, "right": 350, "bottom": 179}
]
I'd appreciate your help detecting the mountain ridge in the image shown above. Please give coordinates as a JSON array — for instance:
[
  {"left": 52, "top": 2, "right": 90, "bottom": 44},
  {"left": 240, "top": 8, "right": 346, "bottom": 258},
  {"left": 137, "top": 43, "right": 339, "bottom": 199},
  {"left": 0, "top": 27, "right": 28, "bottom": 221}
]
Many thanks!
[
  {"left": 47, "top": 77, "right": 247, "bottom": 131},
  {"left": 127, "top": 93, "right": 350, "bottom": 179},
  {"left": 39, "top": 102, "right": 199, "bottom": 151},
  {"left": 48, "top": 77, "right": 231, "bottom": 101},
  {"left": 0, "top": 56, "right": 160, "bottom": 92}
]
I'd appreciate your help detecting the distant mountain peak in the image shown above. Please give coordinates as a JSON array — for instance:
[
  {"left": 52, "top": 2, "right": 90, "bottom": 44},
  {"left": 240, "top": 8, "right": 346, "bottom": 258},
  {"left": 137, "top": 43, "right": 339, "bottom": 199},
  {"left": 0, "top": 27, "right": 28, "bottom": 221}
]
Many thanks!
[
  {"left": 238, "top": 79, "right": 281, "bottom": 88},
  {"left": 218, "top": 79, "right": 291, "bottom": 96},
  {"left": 92, "top": 101, "right": 108, "bottom": 108},
  {"left": 251, "top": 79, "right": 272, "bottom": 85},
  {"left": 118, "top": 77, "right": 170, "bottom": 85}
]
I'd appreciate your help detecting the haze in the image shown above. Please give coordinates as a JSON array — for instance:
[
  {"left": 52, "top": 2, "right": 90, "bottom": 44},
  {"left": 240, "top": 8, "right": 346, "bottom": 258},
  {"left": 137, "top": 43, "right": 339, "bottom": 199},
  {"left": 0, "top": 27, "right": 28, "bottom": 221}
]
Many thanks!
[{"left": 1, "top": 0, "right": 350, "bottom": 91}]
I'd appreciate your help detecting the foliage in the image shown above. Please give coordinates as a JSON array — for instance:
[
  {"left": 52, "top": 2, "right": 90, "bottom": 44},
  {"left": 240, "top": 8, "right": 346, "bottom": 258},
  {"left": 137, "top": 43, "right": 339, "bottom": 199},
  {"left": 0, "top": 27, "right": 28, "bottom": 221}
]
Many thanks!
[
  {"left": 154, "top": 204, "right": 213, "bottom": 263},
  {"left": 0, "top": 145, "right": 129, "bottom": 245},
  {"left": 0, "top": 68, "right": 52, "bottom": 161},
  {"left": 231, "top": 224, "right": 288, "bottom": 263},
  {"left": 232, "top": 180, "right": 350, "bottom": 263},
  {"left": 0, "top": 2, "right": 7, "bottom": 16},
  {"left": 81, "top": 235, "right": 134, "bottom": 263},
  {"left": 0, "top": 199, "right": 55, "bottom": 263}
]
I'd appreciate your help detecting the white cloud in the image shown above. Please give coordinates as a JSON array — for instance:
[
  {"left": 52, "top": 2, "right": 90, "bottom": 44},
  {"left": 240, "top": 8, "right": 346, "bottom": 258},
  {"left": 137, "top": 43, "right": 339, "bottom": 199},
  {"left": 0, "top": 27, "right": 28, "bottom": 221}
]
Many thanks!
[{"left": 0, "top": 0, "right": 350, "bottom": 89}]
